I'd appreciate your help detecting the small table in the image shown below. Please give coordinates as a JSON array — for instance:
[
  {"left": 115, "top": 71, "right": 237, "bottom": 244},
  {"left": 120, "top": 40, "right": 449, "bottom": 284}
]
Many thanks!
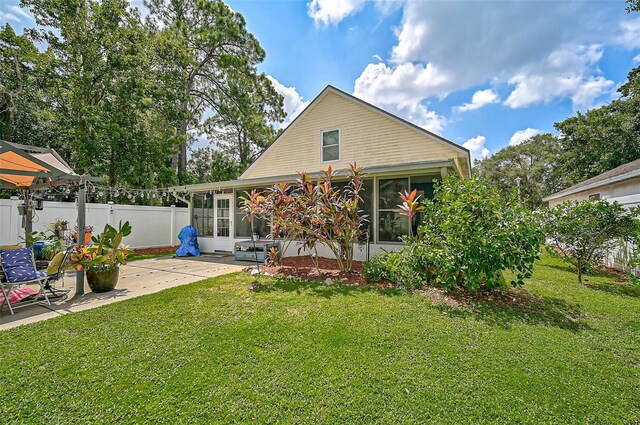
[{"left": 234, "top": 240, "right": 279, "bottom": 263}]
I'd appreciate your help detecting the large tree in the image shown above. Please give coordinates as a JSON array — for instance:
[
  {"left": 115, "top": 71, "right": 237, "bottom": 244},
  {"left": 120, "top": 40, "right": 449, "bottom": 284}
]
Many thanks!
[
  {"left": 145, "top": 0, "right": 285, "bottom": 180},
  {"left": 474, "top": 134, "right": 564, "bottom": 210},
  {"left": 21, "top": 0, "right": 181, "bottom": 188},
  {"left": 554, "top": 93, "right": 640, "bottom": 187},
  {"left": 0, "top": 23, "right": 49, "bottom": 145},
  {"left": 187, "top": 146, "right": 241, "bottom": 183}
]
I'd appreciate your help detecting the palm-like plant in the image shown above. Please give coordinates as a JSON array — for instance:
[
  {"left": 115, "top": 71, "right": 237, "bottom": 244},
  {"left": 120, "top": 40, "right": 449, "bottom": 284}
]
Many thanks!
[{"left": 69, "top": 221, "right": 133, "bottom": 272}]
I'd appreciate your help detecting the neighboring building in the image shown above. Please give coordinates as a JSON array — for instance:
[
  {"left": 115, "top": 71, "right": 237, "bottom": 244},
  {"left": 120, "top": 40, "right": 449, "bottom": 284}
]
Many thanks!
[
  {"left": 543, "top": 158, "right": 640, "bottom": 209},
  {"left": 170, "top": 85, "right": 471, "bottom": 258},
  {"left": 543, "top": 158, "right": 640, "bottom": 274}
]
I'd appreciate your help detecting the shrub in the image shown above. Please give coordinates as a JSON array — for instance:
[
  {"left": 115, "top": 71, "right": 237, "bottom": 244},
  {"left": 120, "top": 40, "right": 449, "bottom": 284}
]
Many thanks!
[
  {"left": 544, "top": 199, "right": 640, "bottom": 285},
  {"left": 240, "top": 164, "right": 367, "bottom": 272},
  {"left": 365, "top": 177, "right": 543, "bottom": 291},
  {"left": 363, "top": 247, "right": 425, "bottom": 288}
]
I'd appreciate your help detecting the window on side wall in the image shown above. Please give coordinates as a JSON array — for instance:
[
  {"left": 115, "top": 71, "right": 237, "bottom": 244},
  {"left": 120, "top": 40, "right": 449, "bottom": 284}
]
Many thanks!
[
  {"left": 378, "top": 178, "right": 409, "bottom": 242},
  {"left": 377, "top": 175, "right": 439, "bottom": 243},
  {"left": 235, "top": 189, "right": 270, "bottom": 238},
  {"left": 589, "top": 193, "right": 601, "bottom": 200},
  {"left": 322, "top": 129, "right": 340, "bottom": 162},
  {"left": 192, "top": 192, "right": 214, "bottom": 237}
]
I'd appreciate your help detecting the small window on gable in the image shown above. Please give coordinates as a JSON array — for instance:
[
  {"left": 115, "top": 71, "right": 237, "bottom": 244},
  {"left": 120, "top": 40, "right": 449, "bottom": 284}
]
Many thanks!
[
  {"left": 589, "top": 193, "right": 601, "bottom": 200},
  {"left": 322, "top": 129, "right": 340, "bottom": 162}
]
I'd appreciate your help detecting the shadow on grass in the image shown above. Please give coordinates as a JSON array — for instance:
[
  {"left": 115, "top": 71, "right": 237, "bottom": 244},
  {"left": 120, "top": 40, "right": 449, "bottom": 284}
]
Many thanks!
[
  {"left": 250, "top": 275, "right": 588, "bottom": 332},
  {"left": 545, "top": 263, "right": 639, "bottom": 298},
  {"left": 249, "top": 276, "right": 405, "bottom": 299},
  {"left": 586, "top": 281, "right": 640, "bottom": 298},
  {"left": 434, "top": 289, "right": 590, "bottom": 332}
]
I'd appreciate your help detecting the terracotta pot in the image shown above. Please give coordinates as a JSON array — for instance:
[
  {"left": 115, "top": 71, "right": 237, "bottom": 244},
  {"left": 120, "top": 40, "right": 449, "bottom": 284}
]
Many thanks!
[
  {"left": 73, "top": 233, "right": 92, "bottom": 244},
  {"left": 86, "top": 268, "right": 120, "bottom": 293}
]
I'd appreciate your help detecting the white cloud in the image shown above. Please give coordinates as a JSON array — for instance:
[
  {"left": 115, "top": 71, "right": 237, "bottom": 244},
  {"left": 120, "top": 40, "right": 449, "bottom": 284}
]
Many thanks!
[
  {"left": 307, "top": 0, "right": 365, "bottom": 27},
  {"left": 372, "top": 54, "right": 382, "bottom": 62},
  {"left": 398, "top": 103, "right": 446, "bottom": 134},
  {"left": 617, "top": 16, "right": 640, "bottom": 49},
  {"left": 504, "top": 45, "right": 614, "bottom": 109},
  {"left": 463, "top": 136, "right": 490, "bottom": 163},
  {"left": 634, "top": 54, "right": 640, "bottom": 63},
  {"left": 267, "top": 76, "right": 310, "bottom": 128},
  {"left": 509, "top": 128, "right": 542, "bottom": 146},
  {"left": 374, "top": 0, "right": 405, "bottom": 15},
  {"left": 455, "top": 89, "right": 499, "bottom": 113},
  {"left": 352, "top": 62, "right": 447, "bottom": 134},
  {"left": 352, "top": 1, "right": 626, "bottom": 120},
  {"left": 0, "top": 4, "right": 33, "bottom": 23},
  {"left": 354, "top": 62, "right": 450, "bottom": 108}
]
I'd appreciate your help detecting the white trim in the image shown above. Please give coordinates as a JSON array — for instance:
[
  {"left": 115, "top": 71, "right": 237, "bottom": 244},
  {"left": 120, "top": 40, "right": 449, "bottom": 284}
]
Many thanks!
[
  {"left": 213, "top": 193, "right": 233, "bottom": 251},
  {"left": 373, "top": 175, "right": 379, "bottom": 244},
  {"left": 240, "top": 85, "right": 470, "bottom": 179},
  {"left": 320, "top": 128, "right": 341, "bottom": 163}
]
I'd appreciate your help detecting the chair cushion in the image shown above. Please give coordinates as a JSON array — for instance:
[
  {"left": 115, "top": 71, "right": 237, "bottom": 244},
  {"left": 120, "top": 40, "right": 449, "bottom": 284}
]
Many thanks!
[
  {"left": 46, "top": 251, "right": 66, "bottom": 276},
  {"left": 0, "top": 248, "right": 42, "bottom": 283}
]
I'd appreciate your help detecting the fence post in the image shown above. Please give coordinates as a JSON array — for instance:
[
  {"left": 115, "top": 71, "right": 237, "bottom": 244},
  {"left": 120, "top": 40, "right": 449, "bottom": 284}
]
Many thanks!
[
  {"left": 9, "top": 196, "right": 20, "bottom": 244},
  {"left": 107, "top": 201, "right": 115, "bottom": 227},
  {"left": 76, "top": 182, "right": 86, "bottom": 296},
  {"left": 170, "top": 204, "right": 176, "bottom": 246}
]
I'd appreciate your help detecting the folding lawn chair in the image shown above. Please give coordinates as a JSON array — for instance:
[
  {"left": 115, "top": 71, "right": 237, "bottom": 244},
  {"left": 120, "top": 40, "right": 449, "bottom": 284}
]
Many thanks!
[
  {"left": 0, "top": 248, "right": 51, "bottom": 315},
  {"left": 42, "top": 247, "right": 72, "bottom": 300}
]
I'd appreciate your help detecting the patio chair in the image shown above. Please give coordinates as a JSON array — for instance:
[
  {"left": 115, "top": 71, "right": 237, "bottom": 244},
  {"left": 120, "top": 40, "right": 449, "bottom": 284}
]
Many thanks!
[
  {"left": 0, "top": 248, "right": 51, "bottom": 315},
  {"left": 42, "top": 247, "right": 72, "bottom": 300}
]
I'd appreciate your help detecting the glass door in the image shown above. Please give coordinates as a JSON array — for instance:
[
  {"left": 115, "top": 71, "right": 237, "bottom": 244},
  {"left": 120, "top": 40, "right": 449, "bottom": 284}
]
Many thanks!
[{"left": 214, "top": 194, "right": 233, "bottom": 251}]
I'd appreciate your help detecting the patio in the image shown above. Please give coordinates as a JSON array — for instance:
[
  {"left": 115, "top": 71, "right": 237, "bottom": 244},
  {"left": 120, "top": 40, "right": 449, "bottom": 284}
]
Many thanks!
[{"left": 0, "top": 254, "right": 247, "bottom": 330}]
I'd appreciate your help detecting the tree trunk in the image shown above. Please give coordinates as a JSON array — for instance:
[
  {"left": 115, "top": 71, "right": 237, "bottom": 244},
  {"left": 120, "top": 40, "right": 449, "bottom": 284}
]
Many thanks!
[{"left": 577, "top": 260, "right": 585, "bottom": 286}]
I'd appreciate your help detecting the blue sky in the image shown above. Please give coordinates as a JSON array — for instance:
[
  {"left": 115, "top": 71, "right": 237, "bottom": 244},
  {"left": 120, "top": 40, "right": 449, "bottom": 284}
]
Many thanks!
[{"left": 3, "top": 0, "right": 640, "bottom": 161}]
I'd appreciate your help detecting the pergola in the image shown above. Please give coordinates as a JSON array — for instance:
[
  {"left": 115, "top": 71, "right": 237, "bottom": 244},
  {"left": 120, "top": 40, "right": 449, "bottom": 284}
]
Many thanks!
[{"left": 0, "top": 140, "right": 100, "bottom": 295}]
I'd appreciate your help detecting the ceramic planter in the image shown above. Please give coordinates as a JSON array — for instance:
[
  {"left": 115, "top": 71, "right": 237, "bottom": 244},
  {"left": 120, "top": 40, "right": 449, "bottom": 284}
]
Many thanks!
[{"left": 86, "top": 267, "right": 120, "bottom": 293}]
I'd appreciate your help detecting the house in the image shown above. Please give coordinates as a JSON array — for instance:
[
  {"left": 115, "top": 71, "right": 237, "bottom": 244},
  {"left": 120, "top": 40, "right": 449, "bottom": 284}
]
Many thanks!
[
  {"left": 543, "top": 158, "right": 640, "bottom": 209},
  {"left": 543, "top": 158, "right": 640, "bottom": 274},
  {"left": 170, "top": 85, "right": 471, "bottom": 259}
]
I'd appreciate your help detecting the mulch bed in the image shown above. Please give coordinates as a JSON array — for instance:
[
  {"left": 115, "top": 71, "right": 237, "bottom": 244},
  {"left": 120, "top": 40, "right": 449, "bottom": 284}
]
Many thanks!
[
  {"left": 132, "top": 246, "right": 177, "bottom": 255},
  {"left": 263, "top": 255, "right": 393, "bottom": 287},
  {"left": 262, "top": 255, "right": 557, "bottom": 312}
]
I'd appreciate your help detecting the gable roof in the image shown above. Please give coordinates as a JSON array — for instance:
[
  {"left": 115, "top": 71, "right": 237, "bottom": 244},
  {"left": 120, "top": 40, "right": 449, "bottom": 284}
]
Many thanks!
[
  {"left": 543, "top": 158, "right": 640, "bottom": 202},
  {"left": 241, "top": 85, "right": 471, "bottom": 179}
]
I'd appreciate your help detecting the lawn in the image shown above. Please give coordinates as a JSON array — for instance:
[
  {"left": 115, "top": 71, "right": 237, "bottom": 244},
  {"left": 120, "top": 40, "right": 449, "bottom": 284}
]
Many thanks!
[{"left": 1, "top": 255, "right": 639, "bottom": 423}]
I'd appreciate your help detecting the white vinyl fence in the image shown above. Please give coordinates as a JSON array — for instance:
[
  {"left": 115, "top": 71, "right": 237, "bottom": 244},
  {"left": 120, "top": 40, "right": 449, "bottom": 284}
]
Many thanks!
[{"left": 0, "top": 198, "right": 188, "bottom": 249}]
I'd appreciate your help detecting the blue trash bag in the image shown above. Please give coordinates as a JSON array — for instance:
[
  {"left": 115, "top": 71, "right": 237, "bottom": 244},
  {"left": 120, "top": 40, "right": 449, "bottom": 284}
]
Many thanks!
[{"left": 176, "top": 225, "right": 201, "bottom": 257}]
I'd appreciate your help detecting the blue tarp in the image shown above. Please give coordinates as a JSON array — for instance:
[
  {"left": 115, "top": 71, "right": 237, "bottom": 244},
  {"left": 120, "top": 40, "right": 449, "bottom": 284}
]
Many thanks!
[{"left": 176, "top": 225, "right": 201, "bottom": 257}]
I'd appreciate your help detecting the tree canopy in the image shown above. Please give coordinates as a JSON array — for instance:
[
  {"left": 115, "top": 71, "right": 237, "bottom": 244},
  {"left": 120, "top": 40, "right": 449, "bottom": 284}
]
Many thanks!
[
  {"left": 473, "top": 134, "right": 564, "bottom": 210},
  {"left": 0, "top": 0, "right": 284, "bottom": 192}
]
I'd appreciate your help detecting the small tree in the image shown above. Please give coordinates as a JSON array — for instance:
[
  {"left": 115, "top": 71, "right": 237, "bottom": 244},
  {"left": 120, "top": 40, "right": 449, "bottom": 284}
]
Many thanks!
[
  {"left": 544, "top": 199, "right": 640, "bottom": 285},
  {"left": 240, "top": 163, "right": 368, "bottom": 273}
]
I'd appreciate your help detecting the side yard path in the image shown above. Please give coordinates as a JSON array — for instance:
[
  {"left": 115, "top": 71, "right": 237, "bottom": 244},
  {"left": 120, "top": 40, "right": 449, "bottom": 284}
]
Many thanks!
[{"left": 0, "top": 255, "right": 638, "bottom": 423}]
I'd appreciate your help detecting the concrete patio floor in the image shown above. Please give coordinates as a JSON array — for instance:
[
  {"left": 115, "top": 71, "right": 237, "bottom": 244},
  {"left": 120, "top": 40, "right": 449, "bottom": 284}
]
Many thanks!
[{"left": 0, "top": 254, "right": 248, "bottom": 331}]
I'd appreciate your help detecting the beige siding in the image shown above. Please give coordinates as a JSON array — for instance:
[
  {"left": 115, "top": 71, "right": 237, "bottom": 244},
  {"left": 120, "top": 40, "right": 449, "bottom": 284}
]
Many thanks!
[{"left": 242, "top": 91, "right": 463, "bottom": 180}]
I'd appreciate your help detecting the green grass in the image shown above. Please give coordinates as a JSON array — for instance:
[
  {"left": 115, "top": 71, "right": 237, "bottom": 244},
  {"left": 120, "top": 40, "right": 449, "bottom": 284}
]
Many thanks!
[
  {"left": 1, "top": 255, "right": 639, "bottom": 424},
  {"left": 127, "top": 250, "right": 176, "bottom": 262}
]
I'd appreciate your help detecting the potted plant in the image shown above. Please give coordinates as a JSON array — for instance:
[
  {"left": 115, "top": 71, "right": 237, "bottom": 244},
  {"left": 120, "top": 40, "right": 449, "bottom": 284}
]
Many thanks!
[
  {"left": 73, "top": 225, "right": 94, "bottom": 245},
  {"left": 69, "top": 221, "right": 132, "bottom": 293}
]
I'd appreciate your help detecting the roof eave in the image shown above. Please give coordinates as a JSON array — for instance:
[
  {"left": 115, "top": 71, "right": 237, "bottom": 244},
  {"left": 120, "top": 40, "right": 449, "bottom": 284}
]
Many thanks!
[
  {"left": 543, "top": 169, "right": 640, "bottom": 202},
  {"left": 170, "top": 159, "right": 456, "bottom": 194}
]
